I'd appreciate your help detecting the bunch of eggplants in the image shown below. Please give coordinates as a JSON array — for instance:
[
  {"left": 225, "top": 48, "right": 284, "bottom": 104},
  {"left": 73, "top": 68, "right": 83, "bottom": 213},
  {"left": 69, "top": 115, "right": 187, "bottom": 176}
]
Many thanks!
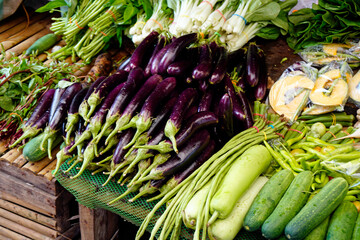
[{"left": 12, "top": 31, "right": 268, "bottom": 203}]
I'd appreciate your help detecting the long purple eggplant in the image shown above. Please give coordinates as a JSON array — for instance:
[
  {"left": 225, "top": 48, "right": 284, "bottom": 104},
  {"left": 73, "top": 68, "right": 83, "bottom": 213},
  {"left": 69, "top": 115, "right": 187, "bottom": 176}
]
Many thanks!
[
  {"left": 125, "top": 31, "right": 160, "bottom": 72},
  {"left": 86, "top": 70, "right": 129, "bottom": 120},
  {"left": 136, "top": 129, "right": 210, "bottom": 183},
  {"left": 167, "top": 60, "right": 192, "bottom": 77},
  {"left": 9, "top": 109, "right": 51, "bottom": 148},
  {"left": 94, "top": 67, "right": 146, "bottom": 143},
  {"left": 209, "top": 46, "right": 227, "bottom": 84},
  {"left": 122, "top": 77, "right": 177, "bottom": 149},
  {"left": 102, "top": 129, "right": 135, "bottom": 186},
  {"left": 155, "top": 33, "right": 197, "bottom": 75},
  {"left": 147, "top": 139, "right": 215, "bottom": 202},
  {"left": 41, "top": 83, "right": 83, "bottom": 159},
  {"left": 227, "top": 48, "right": 246, "bottom": 73},
  {"left": 254, "top": 48, "right": 268, "bottom": 101},
  {"left": 164, "top": 87, "right": 198, "bottom": 153},
  {"left": 117, "top": 57, "right": 131, "bottom": 72},
  {"left": 105, "top": 74, "right": 163, "bottom": 145},
  {"left": 138, "top": 111, "right": 218, "bottom": 153},
  {"left": 144, "top": 35, "right": 166, "bottom": 77},
  {"left": 198, "top": 89, "right": 214, "bottom": 112},
  {"left": 24, "top": 89, "right": 55, "bottom": 129},
  {"left": 78, "top": 76, "right": 106, "bottom": 121},
  {"left": 224, "top": 74, "right": 246, "bottom": 121},
  {"left": 237, "top": 88, "right": 254, "bottom": 128},
  {"left": 246, "top": 42, "right": 260, "bottom": 87},
  {"left": 218, "top": 93, "right": 234, "bottom": 138},
  {"left": 65, "top": 87, "right": 89, "bottom": 144},
  {"left": 192, "top": 44, "right": 212, "bottom": 80},
  {"left": 49, "top": 87, "right": 66, "bottom": 121}
]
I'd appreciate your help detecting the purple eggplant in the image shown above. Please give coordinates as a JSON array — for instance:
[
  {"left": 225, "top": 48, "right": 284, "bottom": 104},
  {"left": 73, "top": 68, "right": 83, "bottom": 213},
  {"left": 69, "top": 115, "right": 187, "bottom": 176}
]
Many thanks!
[
  {"left": 41, "top": 83, "right": 83, "bottom": 159},
  {"left": 184, "top": 105, "right": 198, "bottom": 121},
  {"left": 86, "top": 70, "right": 129, "bottom": 120},
  {"left": 246, "top": 42, "right": 260, "bottom": 87},
  {"left": 164, "top": 87, "right": 198, "bottom": 153},
  {"left": 237, "top": 89, "right": 254, "bottom": 128},
  {"left": 65, "top": 87, "right": 89, "bottom": 144},
  {"left": 101, "top": 129, "right": 135, "bottom": 186},
  {"left": 137, "top": 129, "right": 211, "bottom": 182},
  {"left": 24, "top": 89, "right": 55, "bottom": 129},
  {"left": 94, "top": 67, "right": 145, "bottom": 143},
  {"left": 218, "top": 93, "right": 234, "bottom": 138},
  {"left": 209, "top": 46, "right": 227, "bottom": 84},
  {"left": 192, "top": 44, "right": 212, "bottom": 80},
  {"left": 154, "top": 33, "right": 197, "bottom": 75},
  {"left": 49, "top": 87, "right": 66, "bottom": 121},
  {"left": 105, "top": 74, "right": 163, "bottom": 145},
  {"left": 167, "top": 60, "right": 192, "bottom": 77},
  {"left": 147, "top": 93, "right": 179, "bottom": 138},
  {"left": 78, "top": 76, "right": 106, "bottom": 121},
  {"left": 254, "top": 48, "right": 268, "bottom": 101},
  {"left": 198, "top": 78, "right": 209, "bottom": 93},
  {"left": 198, "top": 89, "right": 214, "bottom": 112},
  {"left": 144, "top": 36, "right": 166, "bottom": 77},
  {"left": 224, "top": 74, "right": 246, "bottom": 121},
  {"left": 147, "top": 139, "right": 215, "bottom": 202},
  {"left": 121, "top": 77, "right": 177, "bottom": 149},
  {"left": 125, "top": 31, "right": 160, "bottom": 72},
  {"left": 138, "top": 111, "right": 217, "bottom": 153},
  {"left": 227, "top": 48, "right": 246, "bottom": 73},
  {"left": 9, "top": 109, "right": 51, "bottom": 148},
  {"left": 117, "top": 57, "right": 131, "bottom": 72}
]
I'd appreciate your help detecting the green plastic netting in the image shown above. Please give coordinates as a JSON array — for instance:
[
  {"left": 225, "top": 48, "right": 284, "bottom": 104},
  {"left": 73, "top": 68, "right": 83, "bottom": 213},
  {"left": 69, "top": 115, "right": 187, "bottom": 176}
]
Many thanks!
[{"left": 55, "top": 160, "right": 265, "bottom": 240}]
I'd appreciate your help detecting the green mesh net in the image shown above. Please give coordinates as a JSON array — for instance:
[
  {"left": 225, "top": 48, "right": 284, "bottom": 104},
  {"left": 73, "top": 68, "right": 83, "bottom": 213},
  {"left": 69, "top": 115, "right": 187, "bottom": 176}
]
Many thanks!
[{"left": 55, "top": 160, "right": 265, "bottom": 240}]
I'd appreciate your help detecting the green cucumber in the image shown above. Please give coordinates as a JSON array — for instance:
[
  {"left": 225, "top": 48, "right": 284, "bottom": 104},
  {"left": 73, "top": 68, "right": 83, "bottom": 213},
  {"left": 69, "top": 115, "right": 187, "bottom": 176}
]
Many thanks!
[
  {"left": 25, "top": 33, "right": 58, "bottom": 56},
  {"left": 304, "top": 216, "right": 330, "bottom": 240},
  {"left": 23, "top": 132, "right": 62, "bottom": 162},
  {"left": 244, "top": 169, "right": 295, "bottom": 232},
  {"left": 353, "top": 210, "right": 360, "bottom": 240},
  {"left": 285, "top": 177, "right": 348, "bottom": 239},
  {"left": 261, "top": 171, "right": 313, "bottom": 239},
  {"left": 326, "top": 201, "right": 358, "bottom": 240}
]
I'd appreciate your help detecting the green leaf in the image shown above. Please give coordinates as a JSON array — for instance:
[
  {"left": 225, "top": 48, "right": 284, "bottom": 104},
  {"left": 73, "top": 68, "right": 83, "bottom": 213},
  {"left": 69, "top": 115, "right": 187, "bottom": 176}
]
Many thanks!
[
  {"left": 247, "top": 2, "right": 281, "bottom": 22},
  {"left": 256, "top": 25, "right": 280, "bottom": 40},
  {"left": 0, "top": 96, "right": 15, "bottom": 111},
  {"left": 58, "top": 80, "right": 74, "bottom": 89},
  {"left": 141, "top": 0, "right": 153, "bottom": 19},
  {"left": 36, "top": 0, "right": 68, "bottom": 12},
  {"left": 5, "top": 89, "right": 22, "bottom": 98},
  {"left": 279, "top": 0, "right": 298, "bottom": 12},
  {"left": 123, "top": 3, "right": 138, "bottom": 23},
  {"left": 271, "top": 10, "right": 289, "bottom": 33},
  {"left": 289, "top": 8, "right": 315, "bottom": 25}
]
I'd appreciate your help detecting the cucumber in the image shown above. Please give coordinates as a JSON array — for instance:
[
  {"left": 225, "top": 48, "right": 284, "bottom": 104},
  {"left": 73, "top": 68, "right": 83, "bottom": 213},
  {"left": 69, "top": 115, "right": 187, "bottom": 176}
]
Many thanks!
[
  {"left": 25, "top": 33, "right": 58, "bottom": 56},
  {"left": 304, "top": 216, "right": 330, "bottom": 240},
  {"left": 285, "top": 177, "right": 348, "bottom": 240},
  {"left": 23, "top": 132, "right": 62, "bottom": 162},
  {"left": 326, "top": 201, "right": 358, "bottom": 240},
  {"left": 244, "top": 169, "right": 294, "bottom": 232},
  {"left": 261, "top": 171, "right": 313, "bottom": 239},
  {"left": 353, "top": 210, "right": 360, "bottom": 240}
]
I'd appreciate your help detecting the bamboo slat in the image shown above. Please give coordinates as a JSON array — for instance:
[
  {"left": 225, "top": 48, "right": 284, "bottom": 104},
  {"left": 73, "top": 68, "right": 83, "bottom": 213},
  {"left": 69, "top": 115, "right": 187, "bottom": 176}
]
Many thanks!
[
  {"left": 11, "top": 155, "right": 28, "bottom": 168},
  {"left": 0, "top": 149, "right": 22, "bottom": 163},
  {"left": 0, "top": 226, "right": 31, "bottom": 240}
]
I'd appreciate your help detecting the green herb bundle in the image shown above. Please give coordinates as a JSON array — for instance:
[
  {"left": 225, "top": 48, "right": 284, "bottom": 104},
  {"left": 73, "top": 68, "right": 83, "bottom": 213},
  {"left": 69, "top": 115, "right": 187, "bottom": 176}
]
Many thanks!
[
  {"left": 0, "top": 50, "right": 80, "bottom": 143},
  {"left": 287, "top": 0, "right": 360, "bottom": 51}
]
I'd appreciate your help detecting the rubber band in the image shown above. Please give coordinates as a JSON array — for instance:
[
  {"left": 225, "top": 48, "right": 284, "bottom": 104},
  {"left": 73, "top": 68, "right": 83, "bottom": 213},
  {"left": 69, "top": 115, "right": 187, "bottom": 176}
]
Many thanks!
[
  {"left": 241, "top": 31, "right": 250, "bottom": 43},
  {"left": 75, "top": 20, "right": 84, "bottom": 29},
  {"left": 201, "top": 0, "right": 213, "bottom": 9},
  {"left": 215, "top": 9, "right": 226, "bottom": 22},
  {"left": 9, "top": 113, "right": 23, "bottom": 122},
  {"left": 268, "top": 124, "right": 275, "bottom": 129},
  {"left": 327, "top": 130, "right": 337, "bottom": 139},
  {"left": 106, "top": 9, "right": 117, "bottom": 21},
  {"left": 232, "top": 14, "right": 247, "bottom": 24},
  {"left": 148, "top": 19, "right": 163, "bottom": 30},
  {"left": 331, "top": 113, "right": 336, "bottom": 125},
  {"left": 100, "top": 31, "right": 107, "bottom": 36},
  {"left": 288, "top": 129, "right": 302, "bottom": 134},
  {"left": 251, "top": 126, "right": 260, "bottom": 133},
  {"left": 343, "top": 130, "right": 355, "bottom": 143},
  {"left": 134, "top": 21, "right": 146, "bottom": 27},
  {"left": 69, "top": 17, "right": 72, "bottom": 23},
  {"left": 214, "top": 32, "right": 221, "bottom": 38},
  {"left": 275, "top": 132, "right": 285, "bottom": 138},
  {"left": 262, "top": 131, "right": 267, "bottom": 140},
  {"left": 169, "top": 18, "right": 174, "bottom": 21},
  {"left": 199, "top": 32, "right": 205, "bottom": 39},
  {"left": 254, "top": 113, "right": 266, "bottom": 119},
  {"left": 88, "top": 27, "right": 93, "bottom": 31}
]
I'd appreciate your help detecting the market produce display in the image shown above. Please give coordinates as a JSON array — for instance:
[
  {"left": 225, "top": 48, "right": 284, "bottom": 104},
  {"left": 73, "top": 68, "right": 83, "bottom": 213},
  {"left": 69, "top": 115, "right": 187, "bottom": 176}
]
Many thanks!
[{"left": 3, "top": 0, "right": 360, "bottom": 239}]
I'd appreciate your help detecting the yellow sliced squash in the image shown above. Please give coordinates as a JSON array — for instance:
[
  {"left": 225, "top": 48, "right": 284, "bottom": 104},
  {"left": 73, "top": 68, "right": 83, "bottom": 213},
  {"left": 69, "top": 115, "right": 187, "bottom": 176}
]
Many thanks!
[
  {"left": 323, "top": 43, "right": 353, "bottom": 56},
  {"left": 309, "top": 69, "right": 349, "bottom": 106},
  {"left": 348, "top": 70, "right": 360, "bottom": 104},
  {"left": 269, "top": 75, "right": 314, "bottom": 120}
]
